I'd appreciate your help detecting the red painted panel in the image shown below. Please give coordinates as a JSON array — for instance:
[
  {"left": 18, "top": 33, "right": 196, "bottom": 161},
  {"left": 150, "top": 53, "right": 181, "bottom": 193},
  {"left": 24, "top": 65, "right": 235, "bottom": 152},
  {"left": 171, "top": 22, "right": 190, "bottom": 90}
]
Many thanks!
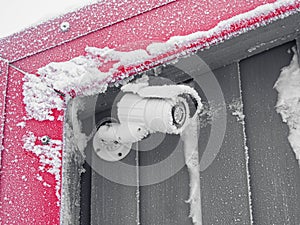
[
  {"left": 0, "top": 59, "right": 8, "bottom": 168},
  {"left": 12, "top": 0, "right": 300, "bottom": 75},
  {"left": 0, "top": 67, "right": 63, "bottom": 225},
  {"left": 0, "top": 0, "right": 176, "bottom": 62}
]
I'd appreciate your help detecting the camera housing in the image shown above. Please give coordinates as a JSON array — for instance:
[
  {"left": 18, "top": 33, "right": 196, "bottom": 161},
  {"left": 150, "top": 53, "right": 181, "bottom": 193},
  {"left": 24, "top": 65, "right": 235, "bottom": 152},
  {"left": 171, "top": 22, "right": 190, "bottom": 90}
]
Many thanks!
[{"left": 93, "top": 80, "right": 201, "bottom": 161}]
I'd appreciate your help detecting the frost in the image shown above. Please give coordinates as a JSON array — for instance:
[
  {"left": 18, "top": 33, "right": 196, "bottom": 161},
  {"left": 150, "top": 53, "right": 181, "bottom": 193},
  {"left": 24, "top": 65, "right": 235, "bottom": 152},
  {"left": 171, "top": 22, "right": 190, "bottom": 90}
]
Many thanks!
[
  {"left": 237, "top": 65, "right": 254, "bottom": 224},
  {"left": 23, "top": 132, "right": 62, "bottom": 205},
  {"left": 16, "top": 121, "right": 26, "bottom": 128},
  {"left": 14, "top": 1, "right": 299, "bottom": 220},
  {"left": 36, "top": 174, "right": 43, "bottom": 181},
  {"left": 228, "top": 98, "right": 245, "bottom": 123},
  {"left": 68, "top": 98, "right": 91, "bottom": 157},
  {"left": 199, "top": 101, "right": 224, "bottom": 128},
  {"left": 181, "top": 116, "right": 202, "bottom": 225},
  {"left": 120, "top": 75, "right": 149, "bottom": 93},
  {"left": 274, "top": 47, "right": 300, "bottom": 167},
  {"left": 38, "top": 55, "right": 109, "bottom": 96},
  {"left": 147, "top": 0, "right": 300, "bottom": 57},
  {"left": 34, "top": 0, "right": 294, "bottom": 100},
  {"left": 0, "top": 0, "right": 101, "bottom": 39},
  {"left": 22, "top": 73, "right": 64, "bottom": 121},
  {"left": 86, "top": 47, "right": 150, "bottom": 68},
  {"left": 21, "top": 175, "right": 27, "bottom": 181},
  {"left": 60, "top": 122, "right": 86, "bottom": 225}
]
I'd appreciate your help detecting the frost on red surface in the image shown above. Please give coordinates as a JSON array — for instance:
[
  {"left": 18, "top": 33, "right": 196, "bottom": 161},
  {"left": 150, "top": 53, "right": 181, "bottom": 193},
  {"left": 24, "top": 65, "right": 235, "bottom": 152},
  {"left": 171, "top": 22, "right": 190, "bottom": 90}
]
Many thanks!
[
  {"left": 0, "top": 60, "right": 8, "bottom": 166},
  {"left": 0, "top": 0, "right": 176, "bottom": 62},
  {"left": 23, "top": 0, "right": 300, "bottom": 98},
  {"left": 3, "top": 0, "right": 299, "bottom": 63},
  {"left": 0, "top": 67, "right": 63, "bottom": 225},
  {"left": 0, "top": 0, "right": 300, "bottom": 224}
]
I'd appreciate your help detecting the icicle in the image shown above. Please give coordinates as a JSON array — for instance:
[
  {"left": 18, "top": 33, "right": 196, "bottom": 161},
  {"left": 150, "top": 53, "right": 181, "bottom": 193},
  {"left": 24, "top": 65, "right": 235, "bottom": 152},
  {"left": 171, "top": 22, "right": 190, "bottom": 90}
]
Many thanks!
[{"left": 181, "top": 116, "right": 202, "bottom": 225}]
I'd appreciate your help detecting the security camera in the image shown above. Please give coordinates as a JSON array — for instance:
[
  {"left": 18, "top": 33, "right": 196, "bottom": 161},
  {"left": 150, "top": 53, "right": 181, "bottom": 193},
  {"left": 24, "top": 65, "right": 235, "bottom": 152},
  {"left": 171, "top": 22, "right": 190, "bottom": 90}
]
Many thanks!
[{"left": 93, "top": 79, "right": 202, "bottom": 161}]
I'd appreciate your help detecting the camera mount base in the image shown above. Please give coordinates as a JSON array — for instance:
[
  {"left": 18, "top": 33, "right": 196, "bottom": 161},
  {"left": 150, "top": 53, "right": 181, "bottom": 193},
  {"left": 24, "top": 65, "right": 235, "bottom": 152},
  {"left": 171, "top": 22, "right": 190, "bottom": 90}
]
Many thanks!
[{"left": 93, "top": 135, "right": 132, "bottom": 161}]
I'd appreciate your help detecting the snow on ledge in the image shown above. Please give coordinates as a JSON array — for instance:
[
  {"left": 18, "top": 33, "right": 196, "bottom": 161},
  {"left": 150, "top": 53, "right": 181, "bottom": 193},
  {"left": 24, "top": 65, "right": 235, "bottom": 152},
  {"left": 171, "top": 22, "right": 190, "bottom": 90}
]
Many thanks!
[
  {"left": 39, "top": 1, "right": 299, "bottom": 87},
  {"left": 22, "top": 73, "right": 65, "bottom": 121},
  {"left": 22, "top": 0, "right": 300, "bottom": 122},
  {"left": 274, "top": 47, "right": 300, "bottom": 167}
]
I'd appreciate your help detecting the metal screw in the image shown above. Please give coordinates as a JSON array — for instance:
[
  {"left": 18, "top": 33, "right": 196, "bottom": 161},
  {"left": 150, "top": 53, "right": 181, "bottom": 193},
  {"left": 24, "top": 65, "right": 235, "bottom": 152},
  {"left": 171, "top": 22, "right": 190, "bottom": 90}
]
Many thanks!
[
  {"left": 60, "top": 22, "right": 70, "bottom": 32},
  {"left": 41, "top": 136, "right": 51, "bottom": 145}
]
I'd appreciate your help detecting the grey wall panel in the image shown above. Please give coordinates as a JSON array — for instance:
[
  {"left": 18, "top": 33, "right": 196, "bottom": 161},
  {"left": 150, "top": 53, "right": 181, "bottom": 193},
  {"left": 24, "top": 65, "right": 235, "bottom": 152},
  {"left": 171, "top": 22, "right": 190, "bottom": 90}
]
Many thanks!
[
  {"left": 139, "top": 63, "right": 252, "bottom": 224},
  {"left": 197, "top": 12, "right": 300, "bottom": 71},
  {"left": 240, "top": 41, "right": 300, "bottom": 225},
  {"left": 90, "top": 150, "right": 139, "bottom": 225},
  {"left": 297, "top": 37, "right": 300, "bottom": 66},
  {"left": 200, "top": 63, "right": 252, "bottom": 225},
  {"left": 139, "top": 135, "right": 193, "bottom": 225},
  {"left": 88, "top": 93, "right": 139, "bottom": 225}
]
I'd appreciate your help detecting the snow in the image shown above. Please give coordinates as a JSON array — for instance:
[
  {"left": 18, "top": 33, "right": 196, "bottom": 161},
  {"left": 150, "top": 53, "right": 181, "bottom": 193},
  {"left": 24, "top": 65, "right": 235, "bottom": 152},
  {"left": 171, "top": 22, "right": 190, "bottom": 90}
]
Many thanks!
[
  {"left": 274, "top": 47, "right": 300, "bottom": 167},
  {"left": 120, "top": 74, "right": 150, "bottom": 93},
  {"left": 33, "top": 0, "right": 300, "bottom": 103},
  {"left": 16, "top": 121, "right": 26, "bottom": 128},
  {"left": 0, "top": 0, "right": 101, "bottom": 39},
  {"left": 64, "top": 74, "right": 203, "bottom": 222},
  {"left": 87, "top": 47, "right": 150, "bottom": 68},
  {"left": 37, "top": 55, "right": 108, "bottom": 96},
  {"left": 147, "top": 0, "right": 300, "bottom": 56},
  {"left": 13, "top": 0, "right": 300, "bottom": 222},
  {"left": 22, "top": 131, "right": 62, "bottom": 205},
  {"left": 22, "top": 73, "right": 64, "bottom": 121}
]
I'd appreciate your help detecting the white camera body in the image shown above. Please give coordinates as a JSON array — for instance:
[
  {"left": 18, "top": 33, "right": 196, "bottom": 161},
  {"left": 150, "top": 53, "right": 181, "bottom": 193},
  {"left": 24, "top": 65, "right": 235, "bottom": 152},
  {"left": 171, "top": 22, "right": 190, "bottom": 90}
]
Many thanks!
[{"left": 93, "top": 81, "right": 201, "bottom": 161}]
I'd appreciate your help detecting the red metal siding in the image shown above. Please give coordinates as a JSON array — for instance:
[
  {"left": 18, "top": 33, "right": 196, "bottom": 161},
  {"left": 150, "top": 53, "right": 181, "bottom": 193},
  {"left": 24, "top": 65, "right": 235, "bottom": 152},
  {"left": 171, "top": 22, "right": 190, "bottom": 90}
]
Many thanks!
[
  {"left": 0, "top": 59, "right": 8, "bottom": 167},
  {"left": 0, "top": 67, "right": 64, "bottom": 224}
]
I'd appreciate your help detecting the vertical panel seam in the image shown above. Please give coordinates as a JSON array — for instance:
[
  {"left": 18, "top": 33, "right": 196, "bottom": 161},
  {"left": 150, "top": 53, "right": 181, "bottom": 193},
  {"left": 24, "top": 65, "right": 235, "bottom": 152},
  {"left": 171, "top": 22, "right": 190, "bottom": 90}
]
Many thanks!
[
  {"left": 237, "top": 61, "right": 254, "bottom": 225},
  {"left": 136, "top": 143, "right": 140, "bottom": 225},
  {"left": 296, "top": 36, "right": 300, "bottom": 66}
]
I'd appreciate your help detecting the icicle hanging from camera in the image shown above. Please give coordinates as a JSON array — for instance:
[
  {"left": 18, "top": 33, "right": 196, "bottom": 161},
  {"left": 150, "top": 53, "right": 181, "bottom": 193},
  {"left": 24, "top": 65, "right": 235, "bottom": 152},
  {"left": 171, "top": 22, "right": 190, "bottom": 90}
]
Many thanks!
[{"left": 181, "top": 116, "right": 202, "bottom": 225}]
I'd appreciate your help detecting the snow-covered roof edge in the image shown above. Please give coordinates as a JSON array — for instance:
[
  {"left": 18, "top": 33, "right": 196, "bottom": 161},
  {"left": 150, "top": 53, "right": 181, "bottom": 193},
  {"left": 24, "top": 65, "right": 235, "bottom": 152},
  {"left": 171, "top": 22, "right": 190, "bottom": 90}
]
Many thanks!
[
  {"left": 38, "top": 0, "right": 300, "bottom": 94},
  {"left": 20, "top": 0, "right": 300, "bottom": 123}
]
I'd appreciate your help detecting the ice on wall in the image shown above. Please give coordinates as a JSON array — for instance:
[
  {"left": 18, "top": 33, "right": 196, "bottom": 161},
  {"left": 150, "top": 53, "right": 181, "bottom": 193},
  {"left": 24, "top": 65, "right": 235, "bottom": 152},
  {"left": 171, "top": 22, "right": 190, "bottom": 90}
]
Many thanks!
[
  {"left": 23, "top": 131, "right": 62, "bottom": 205},
  {"left": 274, "top": 47, "right": 300, "bottom": 167},
  {"left": 181, "top": 116, "right": 202, "bottom": 225}
]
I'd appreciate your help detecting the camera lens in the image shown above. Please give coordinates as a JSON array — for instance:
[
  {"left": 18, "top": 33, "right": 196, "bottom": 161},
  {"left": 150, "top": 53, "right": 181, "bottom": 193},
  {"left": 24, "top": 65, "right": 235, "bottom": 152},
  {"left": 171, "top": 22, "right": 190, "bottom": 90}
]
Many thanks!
[{"left": 172, "top": 102, "right": 187, "bottom": 128}]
